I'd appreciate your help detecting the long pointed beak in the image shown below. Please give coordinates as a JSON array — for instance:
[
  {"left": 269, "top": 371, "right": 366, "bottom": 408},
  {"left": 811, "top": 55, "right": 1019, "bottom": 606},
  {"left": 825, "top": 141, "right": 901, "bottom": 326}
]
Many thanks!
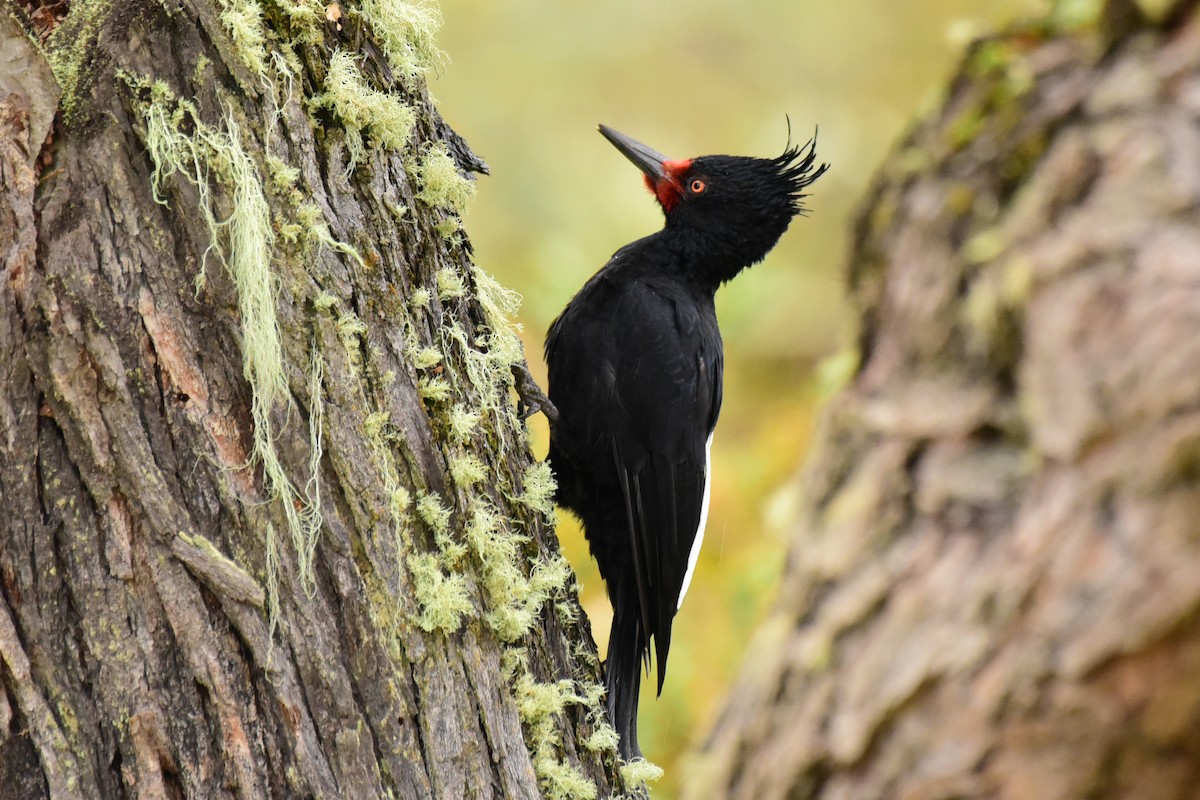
[{"left": 598, "top": 125, "right": 669, "bottom": 183}]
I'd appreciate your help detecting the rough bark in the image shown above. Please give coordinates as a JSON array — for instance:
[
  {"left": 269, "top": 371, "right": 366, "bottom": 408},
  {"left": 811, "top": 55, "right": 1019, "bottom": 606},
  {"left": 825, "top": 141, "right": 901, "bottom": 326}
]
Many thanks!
[
  {"left": 0, "top": 1, "right": 628, "bottom": 798},
  {"left": 689, "top": 3, "right": 1200, "bottom": 799}
]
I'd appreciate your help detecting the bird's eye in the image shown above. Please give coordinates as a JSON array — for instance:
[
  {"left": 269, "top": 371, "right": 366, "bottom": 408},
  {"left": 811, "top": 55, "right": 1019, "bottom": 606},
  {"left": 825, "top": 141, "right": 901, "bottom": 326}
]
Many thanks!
[{"left": 689, "top": 179, "right": 706, "bottom": 194}]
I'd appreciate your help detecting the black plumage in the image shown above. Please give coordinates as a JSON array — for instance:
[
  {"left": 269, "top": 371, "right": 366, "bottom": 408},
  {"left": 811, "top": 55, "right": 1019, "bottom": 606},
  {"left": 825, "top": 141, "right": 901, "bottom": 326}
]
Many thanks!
[{"left": 545, "top": 125, "right": 827, "bottom": 759}]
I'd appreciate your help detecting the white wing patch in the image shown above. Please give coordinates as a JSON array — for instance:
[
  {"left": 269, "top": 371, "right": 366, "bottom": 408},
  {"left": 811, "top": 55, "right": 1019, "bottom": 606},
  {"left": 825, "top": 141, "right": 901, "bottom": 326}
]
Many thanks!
[{"left": 677, "top": 433, "right": 714, "bottom": 609}]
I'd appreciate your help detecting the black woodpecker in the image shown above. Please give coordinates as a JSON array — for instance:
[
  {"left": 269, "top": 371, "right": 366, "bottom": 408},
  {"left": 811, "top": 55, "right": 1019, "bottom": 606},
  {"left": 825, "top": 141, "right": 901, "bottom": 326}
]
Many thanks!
[{"left": 544, "top": 125, "right": 828, "bottom": 759}]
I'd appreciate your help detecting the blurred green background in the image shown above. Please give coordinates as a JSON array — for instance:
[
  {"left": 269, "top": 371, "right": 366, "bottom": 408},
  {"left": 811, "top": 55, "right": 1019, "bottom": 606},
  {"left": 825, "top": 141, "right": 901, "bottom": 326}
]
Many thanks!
[{"left": 433, "top": 1, "right": 1037, "bottom": 794}]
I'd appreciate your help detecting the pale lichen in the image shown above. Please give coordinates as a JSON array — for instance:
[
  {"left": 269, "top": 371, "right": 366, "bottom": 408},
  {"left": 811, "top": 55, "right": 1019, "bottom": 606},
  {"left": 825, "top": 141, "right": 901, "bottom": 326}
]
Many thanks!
[
  {"left": 318, "top": 50, "right": 416, "bottom": 169},
  {"left": 436, "top": 267, "right": 468, "bottom": 300},
  {"left": 359, "top": 0, "right": 446, "bottom": 82},
  {"left": 512, "top": 672, "right": 598, "bottom": 799},
  {"left": 217, "top": 0, "right": 269, "bottom": 76},
  {"left": 448, "top": 454, "right": 487, "bottom": 488},
  {"left": 619, "top": 759, "right": 664, "bottom": 792},
  {"left": 139, "top": 84, "right": 322, "bottom": 602},
  {"left": 518, "top": 461, "right": 557, "bottom": 517},
  {"left": 415, "top": 142, "right": 476, "bottom": 212},
  {"left": 447, "top": 404, "right": 481, "bottom": 443},
  {"left": 408, "top": 553, "right": 473, "bottom": 633}
]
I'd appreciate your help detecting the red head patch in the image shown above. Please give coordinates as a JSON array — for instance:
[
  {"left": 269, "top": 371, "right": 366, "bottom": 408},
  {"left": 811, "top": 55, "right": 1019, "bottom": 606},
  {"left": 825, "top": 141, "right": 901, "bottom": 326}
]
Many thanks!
[{"left": 644, "top": 158, "right": 694, "bottom": 212}]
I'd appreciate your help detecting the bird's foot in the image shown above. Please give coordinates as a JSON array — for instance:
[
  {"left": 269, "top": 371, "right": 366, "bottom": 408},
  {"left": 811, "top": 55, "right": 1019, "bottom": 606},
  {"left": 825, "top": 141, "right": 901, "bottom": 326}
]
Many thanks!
[{"left": 511, "top": 363, "right": 559, "bottom": 425}]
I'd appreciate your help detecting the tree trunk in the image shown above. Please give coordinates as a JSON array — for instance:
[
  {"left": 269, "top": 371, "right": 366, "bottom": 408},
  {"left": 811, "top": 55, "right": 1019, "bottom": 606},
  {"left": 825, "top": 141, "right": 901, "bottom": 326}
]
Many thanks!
[
  {"left": 689, "top": 2, "right": 1200, "bottom": 798},
  {"left": 0, "top": 2, "right": 631, "bottom": 797}
]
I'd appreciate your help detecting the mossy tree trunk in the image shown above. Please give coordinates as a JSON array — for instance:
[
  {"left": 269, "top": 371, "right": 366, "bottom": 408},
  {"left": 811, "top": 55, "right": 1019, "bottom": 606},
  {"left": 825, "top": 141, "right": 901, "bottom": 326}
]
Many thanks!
[
  {"left": 688, "top": 2, "right": 1200, "bottom": 798},
  {"left": 0, "top": 1, "right": 628, "bottom": 798}
]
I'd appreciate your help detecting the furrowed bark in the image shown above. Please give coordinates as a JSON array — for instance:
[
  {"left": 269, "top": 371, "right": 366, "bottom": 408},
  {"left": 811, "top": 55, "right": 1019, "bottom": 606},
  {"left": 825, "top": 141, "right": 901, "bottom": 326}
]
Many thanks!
[
  {"left": 689, "top": 3, "right": 1200, "bottom": 798},
  {"left": 0, "top": 1, "right": 628, "bottom": 797}
]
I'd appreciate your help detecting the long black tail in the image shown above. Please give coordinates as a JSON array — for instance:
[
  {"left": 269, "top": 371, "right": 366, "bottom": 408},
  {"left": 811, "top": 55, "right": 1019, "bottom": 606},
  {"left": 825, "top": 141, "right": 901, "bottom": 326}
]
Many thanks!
[{"left": 605, "top": 584, "right": 645, "bottom": 761}]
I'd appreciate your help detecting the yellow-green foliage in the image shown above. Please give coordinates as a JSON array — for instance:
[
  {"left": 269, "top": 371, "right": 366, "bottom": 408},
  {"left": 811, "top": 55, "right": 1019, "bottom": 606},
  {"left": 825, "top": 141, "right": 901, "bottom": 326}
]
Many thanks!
[
  {"left": 1049, "top": 0, "right": 1103, "bottom": 30},
  {"left": 518, "top": 461, "right": 557, "bottom": 517},
  {"left": 416, "top": 143, "right": 475, "bottom": 212},
  {"left": 140, "top": 84, "right": 322, "bottom": 595},
  {"left": 217, "top": 0, "right": 269, "bottom": 76},
  {"left": 408, "top": 553, "right": 473, "bottom": 633},
  {"left": 319, "top": 50, "right": 416, "bottom": 168},
  {"left": 359, "top": 0, "right": 446, "bottom": 82}
]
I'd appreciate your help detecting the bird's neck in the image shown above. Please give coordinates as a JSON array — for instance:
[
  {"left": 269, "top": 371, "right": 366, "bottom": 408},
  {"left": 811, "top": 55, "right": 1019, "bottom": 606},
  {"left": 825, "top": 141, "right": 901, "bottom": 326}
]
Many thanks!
[{"left": 657, "top": 223, "right": 782, "bottom": 292}]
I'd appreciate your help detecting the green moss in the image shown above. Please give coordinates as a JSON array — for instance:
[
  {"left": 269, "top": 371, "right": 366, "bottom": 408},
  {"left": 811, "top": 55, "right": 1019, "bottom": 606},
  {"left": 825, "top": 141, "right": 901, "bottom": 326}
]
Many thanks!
[
  {"left": 46, "top": 0, "right": 112, "bottom": 123},
  {"left": 963, "top": 228, "right": 1006, "bottom": 265},
  {"left": 536, "top": 758, "right": 598, "bottom": 800},
  {"left": 390, "top": 487, "right": 412, "bottom": 517},
  {"left": 337, "top": 311, "right": 368, "bottom": 371},
  {"left": 274, "top": 0, "right": 325, "bottom": 40},
  {"left": 465, "top": 502, "right": 570, "bottom": 643},
  {"left": 266, "top": 154, "right": 302, "bottom": 191},
  {"left": 313, "top": 291, "right": 340, "bottom": 311},
  {"left": 434, "top": 217, "right": 463, "bottom": 242},
  {"left": 1049, "top": 0, "right": 1103, "bottom": 30},
  {"left": 512, "top": 673, "right": 597, "bottom": 799},
  {"left": 318, "top": 50, "right": 416, "bottom": 169},
  {"left": 947, "top": 107, "right": 986, "bottom": 150},
  {"left": 194, "top": 55, "right": 212, "bottom": 82},
  {"left": 364, "top": 410, "right": 390, "bottom": 439},
  {"left": 298, "top": 209, "right": 368, "bottom": 269},
  {"left": 581, "top": 720, "right": 618, "bottom": 753},
  {"left": 470, "top": 265, "right": 525, "bottom": 368},
  {"left": 178, "top": 531, "right": 245, "bottom": 575}
]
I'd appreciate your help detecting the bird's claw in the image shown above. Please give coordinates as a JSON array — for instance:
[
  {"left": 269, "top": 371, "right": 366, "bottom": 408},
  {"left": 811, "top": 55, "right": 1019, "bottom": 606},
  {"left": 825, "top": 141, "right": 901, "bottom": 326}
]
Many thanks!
[{"left": 512, "top": 363, "right": 559, "bottom": 426}]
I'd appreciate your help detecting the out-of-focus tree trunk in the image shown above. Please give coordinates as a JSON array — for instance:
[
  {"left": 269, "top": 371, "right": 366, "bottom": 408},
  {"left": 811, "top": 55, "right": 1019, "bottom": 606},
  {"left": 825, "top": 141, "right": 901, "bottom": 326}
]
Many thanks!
[
  {"left": 689, "top": 2, "right": 1200, "bottom": 798},
  {"left": 0, "top": 1, "right": 630, "bottom": 797}
]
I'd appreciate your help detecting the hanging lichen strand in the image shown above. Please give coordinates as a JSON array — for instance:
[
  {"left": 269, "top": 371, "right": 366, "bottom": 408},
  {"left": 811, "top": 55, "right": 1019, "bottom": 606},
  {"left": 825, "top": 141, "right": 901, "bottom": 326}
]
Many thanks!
[{"left": 139, "top": 85, "right": 322, "bottom": 619}]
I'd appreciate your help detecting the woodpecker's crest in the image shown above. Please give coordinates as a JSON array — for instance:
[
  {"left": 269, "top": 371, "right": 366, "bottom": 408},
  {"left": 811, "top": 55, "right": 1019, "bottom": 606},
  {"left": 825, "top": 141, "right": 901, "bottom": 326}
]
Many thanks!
[{"left": 598, "top": 124, "right": 829, "bottom": 284}]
